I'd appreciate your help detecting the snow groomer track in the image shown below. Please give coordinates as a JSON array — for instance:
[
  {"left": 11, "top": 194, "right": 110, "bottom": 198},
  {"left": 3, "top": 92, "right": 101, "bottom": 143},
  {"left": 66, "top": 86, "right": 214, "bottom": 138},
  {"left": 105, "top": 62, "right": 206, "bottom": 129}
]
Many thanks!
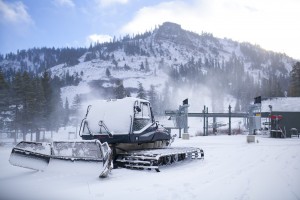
[{"left": 115, "top": 147, "right": 204, "bottom": 171}]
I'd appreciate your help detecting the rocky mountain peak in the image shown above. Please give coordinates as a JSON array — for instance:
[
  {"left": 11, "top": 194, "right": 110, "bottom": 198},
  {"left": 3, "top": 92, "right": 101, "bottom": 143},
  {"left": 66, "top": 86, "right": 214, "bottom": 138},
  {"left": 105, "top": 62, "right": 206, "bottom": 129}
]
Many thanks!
[
  {"left": 159, "top": 22, "right": 182, "bottom": 32},
  {"left": 155, "top": 22, "right": 194, "bottom": 48}
]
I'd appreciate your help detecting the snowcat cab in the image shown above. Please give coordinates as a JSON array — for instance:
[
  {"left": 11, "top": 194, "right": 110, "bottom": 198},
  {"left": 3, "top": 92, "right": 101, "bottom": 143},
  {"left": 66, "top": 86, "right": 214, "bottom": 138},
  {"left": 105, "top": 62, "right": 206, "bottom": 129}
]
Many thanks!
[{"left": 79, "top": 98, "right": 171, "bottom": 148}]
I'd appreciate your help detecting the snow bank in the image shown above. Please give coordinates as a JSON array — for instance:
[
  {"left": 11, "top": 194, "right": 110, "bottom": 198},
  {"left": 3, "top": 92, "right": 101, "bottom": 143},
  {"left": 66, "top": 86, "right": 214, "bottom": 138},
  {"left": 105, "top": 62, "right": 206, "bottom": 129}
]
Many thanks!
[{"left": 1, "top": 135, "right": 300, "bottom": 200}]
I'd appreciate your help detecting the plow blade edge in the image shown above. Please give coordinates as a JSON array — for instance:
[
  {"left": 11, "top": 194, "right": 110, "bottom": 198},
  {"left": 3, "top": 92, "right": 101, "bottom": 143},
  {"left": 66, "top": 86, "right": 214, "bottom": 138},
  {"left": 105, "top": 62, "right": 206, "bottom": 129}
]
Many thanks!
[
  {"left": 9, "top": 141, "right": 51, "bottom": 171},
  {"left": 9, "top": 140, "right": 112, "bottom": 177}
]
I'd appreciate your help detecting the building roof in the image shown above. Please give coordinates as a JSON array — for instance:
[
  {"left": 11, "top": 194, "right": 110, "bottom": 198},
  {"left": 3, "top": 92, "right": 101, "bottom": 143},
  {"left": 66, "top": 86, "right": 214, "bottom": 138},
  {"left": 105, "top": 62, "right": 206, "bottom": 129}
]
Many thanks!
[{"left": 260, "top": 97, "right": 300, "bottom": 112}]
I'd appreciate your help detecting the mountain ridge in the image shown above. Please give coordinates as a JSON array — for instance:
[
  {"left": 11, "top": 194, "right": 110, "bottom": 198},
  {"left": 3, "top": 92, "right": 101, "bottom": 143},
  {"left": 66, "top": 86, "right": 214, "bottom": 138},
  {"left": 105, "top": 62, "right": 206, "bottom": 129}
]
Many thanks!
[{"left": 0, "top": 22, "right": 297, "bottom": 112}]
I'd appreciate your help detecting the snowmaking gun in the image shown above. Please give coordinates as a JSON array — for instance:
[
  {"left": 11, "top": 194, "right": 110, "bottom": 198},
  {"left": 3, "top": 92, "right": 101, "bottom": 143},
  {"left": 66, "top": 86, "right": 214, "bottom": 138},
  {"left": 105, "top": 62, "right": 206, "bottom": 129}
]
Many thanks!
[{"left": 9, "top": 97, "right": 204, "bottom": 178}]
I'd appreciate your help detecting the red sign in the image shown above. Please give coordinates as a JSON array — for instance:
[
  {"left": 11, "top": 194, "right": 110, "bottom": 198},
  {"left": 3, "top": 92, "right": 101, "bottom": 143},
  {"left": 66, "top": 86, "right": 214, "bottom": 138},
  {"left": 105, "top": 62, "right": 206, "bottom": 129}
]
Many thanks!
[{"left": 269, "top": 115, "right": 283, "bottom": 120}]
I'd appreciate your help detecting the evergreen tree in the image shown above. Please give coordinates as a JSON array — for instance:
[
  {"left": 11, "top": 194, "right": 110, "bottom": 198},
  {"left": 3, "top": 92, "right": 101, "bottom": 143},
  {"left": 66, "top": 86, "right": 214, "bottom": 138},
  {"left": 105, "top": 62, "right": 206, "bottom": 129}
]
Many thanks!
[
  {"left": 160, "top": 83, "right": 173, "bottom": 114},
  {"left": 32, "top": 76, "right": 46, "bottom": 130},
  {"left": 41, "top": 71, "right": 63, "bottom": 132},
  {"left": 72, "top": 94, "right": 81, "bottom": 112},
  {"left": 136, "top": 82, "right": 147, "bottom": 99},
  {"left": 65, "top": 70, "right": 71, "bottom": 85},
  {"left": 0, "top": 68, "right": 67, "bottom": 138},
  {"left": 74, "top": 72, "right": 81, "bottom": 86},
  {"left": 41, "top": 71, "right": 52, "bottom": 131},
  {"left": 0, "top": 70, "right": 9, "bottom": 107},
  {"left": 125, "top": 89, "right": 131, "bottom": 97},
  {"left": 63, "top": 97, "right": 70, "bottom": 126},
  {"left": 10, "top": 72, "right": 23, "bottom": 139},
  {"left": 50, "top": 84, "right": 63, "bottom": 131},
  {"left": 124, "top": 64, "right": 130, "bottom": 70},
  {"left": 145, "top": 59, "right": 150, "bottom": 72},
  {"left": 112, "top": 58, "right": 118, "bottom": 68},
  {"left": 20, "top": 71, "right": 35, "bottom": 140},
  {"left": 114, "top": 79, "right": 126, "bottom": 99},
  {"left": 140, "top": 62, "right": 145, "bottom": 71},
  {"left": 148, "top": 85, "right": 158, "bottom": 115},
  {"left": 289, "top": 62, "right": 300, "bottom": 97},
  {"left": 41, "top": 72, "right": 51, "bottom": 104},
  {"left": 106, "top": 68, "right": 111, "bottom": 77},
  {"left": 158, "top": 58, "right": 164, "bottom": 70},
  {"left": 71, "top": 94, "right": 81, "bottom": 129},
  {"left": 0, "top": 70, "right": 9, "bottom": 130}
]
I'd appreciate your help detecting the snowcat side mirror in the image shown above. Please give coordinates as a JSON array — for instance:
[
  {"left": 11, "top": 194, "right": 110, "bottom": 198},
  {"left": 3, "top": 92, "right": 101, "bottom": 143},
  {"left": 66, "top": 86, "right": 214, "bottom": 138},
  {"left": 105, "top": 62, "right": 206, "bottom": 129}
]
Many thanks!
[{"left": 135, "top": 106, "right": 141, "bottom": 113}]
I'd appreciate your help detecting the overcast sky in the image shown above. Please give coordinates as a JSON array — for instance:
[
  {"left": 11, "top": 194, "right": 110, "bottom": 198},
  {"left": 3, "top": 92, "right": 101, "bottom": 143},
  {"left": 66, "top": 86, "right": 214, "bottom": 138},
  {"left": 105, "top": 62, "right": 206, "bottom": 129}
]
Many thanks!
[{"left": 0, "top": 0, "right": 299, "bottom": 59}]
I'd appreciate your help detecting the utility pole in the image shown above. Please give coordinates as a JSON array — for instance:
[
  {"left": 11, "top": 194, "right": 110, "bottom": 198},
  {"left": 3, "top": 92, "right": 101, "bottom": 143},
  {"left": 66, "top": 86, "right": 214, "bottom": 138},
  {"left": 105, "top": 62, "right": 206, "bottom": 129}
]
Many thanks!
[
  {"left": 268, "top": 105, "right": 272, "bottom": 133},
  {"left": 179, "top": 125, "right": 182, "bottom": 138},
  {"left": 182, "top": 99, "right": 189, "bottom": 139},
  {"left": 228, "top": 105, "right": 231, "bottom": 135},
  {"left": 203, "top": 105, "right": 206, "bottom": 136},
  {"left": 206, "top": 107, "right": 208, "bottom": 136},
  {"left": 213, "top": 117, "right": 217, "bottom": 134}
]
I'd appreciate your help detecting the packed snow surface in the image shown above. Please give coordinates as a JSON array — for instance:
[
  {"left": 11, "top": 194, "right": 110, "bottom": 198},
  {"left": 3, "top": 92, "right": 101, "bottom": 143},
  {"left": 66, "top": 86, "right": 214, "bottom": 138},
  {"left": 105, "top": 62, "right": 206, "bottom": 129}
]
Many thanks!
[{"left": 1, "top": 135, "right": 300, "bottom": 200}]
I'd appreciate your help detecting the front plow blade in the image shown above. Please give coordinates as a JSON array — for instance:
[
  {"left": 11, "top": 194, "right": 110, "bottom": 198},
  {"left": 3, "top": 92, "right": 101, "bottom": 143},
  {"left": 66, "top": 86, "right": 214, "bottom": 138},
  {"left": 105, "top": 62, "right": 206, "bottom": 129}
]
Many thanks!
[
  {"left": 9, "top": 141, "right": 51, "bottom": 171},
  {"left": 9, "top": 140, "right": 112, "bottom": 178},
  {"left": 52, "top": 141, "right": 103, "bottom": 160}
]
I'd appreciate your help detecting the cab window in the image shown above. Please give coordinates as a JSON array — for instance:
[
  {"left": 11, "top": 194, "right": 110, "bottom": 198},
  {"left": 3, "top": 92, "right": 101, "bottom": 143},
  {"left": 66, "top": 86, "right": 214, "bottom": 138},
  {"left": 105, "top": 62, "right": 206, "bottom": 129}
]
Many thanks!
[
  {"left": 133, "top": 102, "right": 152, "bottom": 132},
  {"left": 135, "top": 102, "right": 150, "bottom": 119}
]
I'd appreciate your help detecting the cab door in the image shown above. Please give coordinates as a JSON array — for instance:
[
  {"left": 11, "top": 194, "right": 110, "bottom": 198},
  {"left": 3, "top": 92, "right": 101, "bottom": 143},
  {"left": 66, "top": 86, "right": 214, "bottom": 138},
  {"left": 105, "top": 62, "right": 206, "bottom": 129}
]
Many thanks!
[{"left": 130, "top": 101, "right": 153, "bottom": 142}]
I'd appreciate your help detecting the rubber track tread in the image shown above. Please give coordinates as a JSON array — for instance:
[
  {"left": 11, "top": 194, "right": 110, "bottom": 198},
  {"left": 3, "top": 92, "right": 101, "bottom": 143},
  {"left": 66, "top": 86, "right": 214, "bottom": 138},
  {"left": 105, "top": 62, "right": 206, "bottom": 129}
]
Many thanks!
[{"left": 115, "top": 147, "right": 204, "bottom": 171}]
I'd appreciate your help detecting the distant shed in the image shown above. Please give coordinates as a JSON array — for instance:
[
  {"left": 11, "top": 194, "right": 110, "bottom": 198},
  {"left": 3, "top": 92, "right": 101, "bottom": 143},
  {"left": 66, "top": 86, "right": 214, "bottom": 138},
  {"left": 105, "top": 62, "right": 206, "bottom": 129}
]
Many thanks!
[
  {"left": 260, "top": 97, "right": 300, "bottom": 136},
  {"left": 261, "top": 112, "right": 300, "bottom": 136}
]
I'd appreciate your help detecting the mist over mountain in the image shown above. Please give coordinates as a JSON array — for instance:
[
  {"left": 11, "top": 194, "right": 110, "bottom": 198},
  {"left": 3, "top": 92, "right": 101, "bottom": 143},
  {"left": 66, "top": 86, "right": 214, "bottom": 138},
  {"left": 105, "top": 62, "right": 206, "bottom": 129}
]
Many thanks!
[{"left": 0, "top": 22, "right": 297, "bottom": 113}]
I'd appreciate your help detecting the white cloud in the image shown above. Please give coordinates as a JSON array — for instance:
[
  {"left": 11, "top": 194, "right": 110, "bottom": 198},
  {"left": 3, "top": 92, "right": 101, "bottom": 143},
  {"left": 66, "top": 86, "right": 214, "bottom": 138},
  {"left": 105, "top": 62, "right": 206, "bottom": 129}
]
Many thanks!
[
  {"left": 95, "top": 0, "right": 130, "bottom": 7},
  {"left": 120, "top": 0, "right": 300, "bottom": 59},
  {"left": 86, "top": 34, "right": 112, "bottom": 45},
  {"left": 53, "top": 0, "right": 75, "bottom": 8},
  {"left": 120, "top": 1, "right": 200, "bottom": 35},
  {"left": 0, "top": 0, "right": 33, "bottom": 24}
]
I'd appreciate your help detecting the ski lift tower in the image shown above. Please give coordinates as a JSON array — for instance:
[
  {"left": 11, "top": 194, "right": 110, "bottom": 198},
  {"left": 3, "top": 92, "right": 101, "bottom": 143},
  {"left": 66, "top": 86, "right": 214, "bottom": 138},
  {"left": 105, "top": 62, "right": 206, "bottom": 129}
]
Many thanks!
[
  {"left": 248, "top": 96, "right": 262, "bottom": 135},
  {"left": 181, "top": 99, "right": 189, "bottom": 139},
  {"left": 164, "top": 99, "right": 189, "bottom": 139}
]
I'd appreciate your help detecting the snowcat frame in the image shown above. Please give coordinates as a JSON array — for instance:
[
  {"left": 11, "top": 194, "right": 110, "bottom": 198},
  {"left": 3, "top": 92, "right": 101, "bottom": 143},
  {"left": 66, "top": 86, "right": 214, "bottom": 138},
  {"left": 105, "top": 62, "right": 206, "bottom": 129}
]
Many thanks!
[{"left": 9, "top": 97, "right": 204, "bottom": 178}]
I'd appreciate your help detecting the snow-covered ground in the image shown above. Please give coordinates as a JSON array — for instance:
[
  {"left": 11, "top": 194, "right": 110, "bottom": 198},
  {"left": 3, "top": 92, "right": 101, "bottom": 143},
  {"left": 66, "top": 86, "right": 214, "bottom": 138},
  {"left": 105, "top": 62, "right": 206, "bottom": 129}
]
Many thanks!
[{"left": 1, "top": 134, "right": 300, "bottom": 200}]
